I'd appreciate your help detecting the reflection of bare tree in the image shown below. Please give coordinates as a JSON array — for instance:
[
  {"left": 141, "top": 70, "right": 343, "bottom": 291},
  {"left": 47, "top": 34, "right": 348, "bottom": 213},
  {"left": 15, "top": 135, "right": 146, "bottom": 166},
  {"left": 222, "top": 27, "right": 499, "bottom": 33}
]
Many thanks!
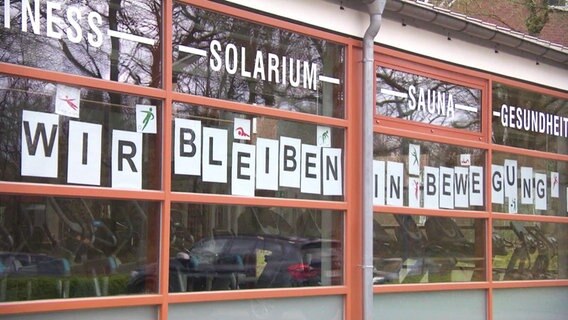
[
  {"left": 376, "top": 67, "right": 481, "bottom": 131},
  {"left": 492, "top": 83, "right": 568, "bottom": 154},
  {"left": 172, "top": 3, "right": 344, "bottom": 116},
  {"left": 1, "top": 0, "right": 161, "bottom": 87}
]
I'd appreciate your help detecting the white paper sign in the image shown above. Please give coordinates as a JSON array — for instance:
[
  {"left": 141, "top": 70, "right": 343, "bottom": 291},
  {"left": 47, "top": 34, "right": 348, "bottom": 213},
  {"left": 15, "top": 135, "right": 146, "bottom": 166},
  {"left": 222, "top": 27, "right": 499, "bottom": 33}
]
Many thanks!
[
  {"left": 317, "top": 126, "right": 331, "bottom": 148},
  {"left": 535, "top": 173, "right": 547, "bottom": 210},
  {"left": 112, "top": 130, "right": 142, "bottom": 189},
  {"left": 279, "top": 136, "right": 301, "bottom": 188},
  {"left": 460, "top": 154, "right": 471, "bottom": 166},
  {"left": 504, "top": 159, "right": 517, "bottom": 198},
  {"left": 551, "top": 172, "right": 559, "bottom": 198},
  {"left": 55, "top": 84, "right": 80, "bottom": 118},
  {"left": 322, "top": 148, "right": 343, "bottom": 196},
  {"left": 386, "top": 161, "right": 404, "bottom": 206},
  {"left": 202, "top": 127, "right": 228, "bottom": 183},
  {"left": 408, "top": 176, "right": 421, "bottom": 208},
  {"left": 469, "top": 166, "right": 484, "bottom": 206},
  {"left": 521, "top": 167, "right": 534, "bottom": 204},
  {"left": 492, "top": 165, "right": 504, "bottom": 205},
  {"left": 233, "top": 118, "right": 251, "bottom": 141},
  {"left": 301, "top": 144, "right": 321, "bottom": 195},
  {"left": 21, "top": 110, "right": 59, "bottom": 178},
  {"left": 231, "top": 142, "right": 256, "bottom": 196},
  {"left": 136, "top": 105, "right": 157, "bottom": 134},
  {"left": 439, "top": 167, "right": 454, "bottom": 209},
  {"left": 256, "top": 138, "right": 279, "bottom": 191},
  {"left": 67, "top": 121, "right": 102, "bottom": 185},
  {"left": 174, "top": 118, "right": 202, "bottom": 176},
  {"left": 408, "top": 144, "right": 420, "bottom": 176},
  {"left": 454, "top": 167, "right": 469, "bottom": 208},
  {"left": 373, "top": 160, "right": 386, "bottom": 206},
  {"left": 508, "top": 196, "right": 518, "bottom": 213},
  {"left": 423, "top": 166, "right": 439, "bottom": 209}
]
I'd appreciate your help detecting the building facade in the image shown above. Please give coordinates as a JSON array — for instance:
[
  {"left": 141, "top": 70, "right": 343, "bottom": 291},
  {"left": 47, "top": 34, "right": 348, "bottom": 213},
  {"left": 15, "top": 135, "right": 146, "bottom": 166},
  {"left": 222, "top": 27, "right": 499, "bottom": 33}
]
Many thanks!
[{"left": 0, "top": 0, "right": 566, "bottom": 319}]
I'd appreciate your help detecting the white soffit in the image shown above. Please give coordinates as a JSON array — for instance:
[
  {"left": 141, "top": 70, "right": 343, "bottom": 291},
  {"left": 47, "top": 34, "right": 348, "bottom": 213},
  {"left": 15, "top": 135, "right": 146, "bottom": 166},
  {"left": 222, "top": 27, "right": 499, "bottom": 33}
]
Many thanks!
[{"left": 223, "top": 0, "right": 568, "bottom": 91}]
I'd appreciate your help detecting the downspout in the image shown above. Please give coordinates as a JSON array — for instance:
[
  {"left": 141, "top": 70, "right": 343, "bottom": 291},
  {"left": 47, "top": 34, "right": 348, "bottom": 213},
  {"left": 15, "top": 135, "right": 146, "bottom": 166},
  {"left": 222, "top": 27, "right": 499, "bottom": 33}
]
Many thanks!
[{"left": 361, "top": 1, "right": 385, "bottom": 320}]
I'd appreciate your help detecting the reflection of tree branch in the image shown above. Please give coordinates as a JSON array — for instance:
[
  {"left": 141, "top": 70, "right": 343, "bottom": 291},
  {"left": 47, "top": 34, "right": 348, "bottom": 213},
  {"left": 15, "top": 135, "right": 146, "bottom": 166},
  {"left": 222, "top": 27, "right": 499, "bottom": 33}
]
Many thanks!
[{"left": 59, "top": 40, "right": 101, "bottom": 78}]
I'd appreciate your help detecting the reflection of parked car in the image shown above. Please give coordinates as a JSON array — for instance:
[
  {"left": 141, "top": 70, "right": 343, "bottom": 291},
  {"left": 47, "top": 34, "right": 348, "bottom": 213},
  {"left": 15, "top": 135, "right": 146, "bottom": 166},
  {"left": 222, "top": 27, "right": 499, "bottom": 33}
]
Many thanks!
[{"left": 127, "top": 235, "right": 342, "bottom": 293}]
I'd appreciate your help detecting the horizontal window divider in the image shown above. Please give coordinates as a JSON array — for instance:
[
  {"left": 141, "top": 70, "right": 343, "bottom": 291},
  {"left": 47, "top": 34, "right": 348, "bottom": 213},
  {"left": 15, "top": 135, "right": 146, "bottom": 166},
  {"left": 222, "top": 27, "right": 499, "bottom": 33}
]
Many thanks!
[
  {"left": 492, "top": 213, "right": 568, "bottom": 224},
  {"left": 374, "top": 206, "right": 490, "bottom": 219},
  {"left": 0, "top": 63, "right": 167, "bottom": 100},
  {"left": 0, "top": 181, "right": 166, "bottom": 201},
  {"left": 490, "top": 143, "right": 568, "bottom": 162},
  {"left": 373, "top": 281, "right": 490, "bottom": 294},
  {"left": 171, "top": 93, "right": 348, "bottom": 128},
  {"left": 170, "top": 192, "right": 348, "bottom": 210},
  {"left": 167, "top": 285, "right": 347, "bottom": 305},
  {"left": 374, "top": 120, "right": 489, "bottom": 147},
  {"left": 0, "top": 294, "right": 164, "bottom": 316},
  {"left": 491, "top": 280, "right": 568, "bottom": 289}
]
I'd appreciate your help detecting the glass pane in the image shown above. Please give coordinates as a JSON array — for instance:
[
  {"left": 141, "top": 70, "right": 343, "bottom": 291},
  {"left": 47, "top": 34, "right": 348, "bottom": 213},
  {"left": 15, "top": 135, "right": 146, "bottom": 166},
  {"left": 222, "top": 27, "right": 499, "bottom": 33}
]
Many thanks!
[
  {"left": 0, "top": 307, "right": 157, "bottom": 320},
  {"left": 374, "top": 291, "right": 486, "bottom": 320},
  {"left": 491, "top": 152, "right": 567, "bottom": 216},
  {"left": 376, "top": 66, "right": 481, "bottom": 131},
  {"left": 492, "top": 83, "right": 568, "bottom": 154},
  {"left": 0, "top": 1, "right": 162, "bottom": 87},
  {"left": 373, "top": 214, "right": 486, "bottom": 284},
  {"left": 156, "top": 204, "right": 343, "bottom": 293},
  {"left": 169, "top": 296, "right": 343, "bottom": 320},
  {"left": 494, "top": 287, "right": 568, "bottom": 320},
  {"left": 172, "top": 102, "right": 345, "bottom": 200},
  {"left": 0, "top": 195, "right": 160, "bottom": 301},
  {"left": 374, "top": 134, "right": 486, "bottom": 210},
  {"left": 0, "top": 75, "right": 162, "bottom": 190},
  {"left": 493, "top": 220, "right": 566, "bottom": 280},
  {"left": 172, "top": 2, "right": 345, "bottom": 118}
]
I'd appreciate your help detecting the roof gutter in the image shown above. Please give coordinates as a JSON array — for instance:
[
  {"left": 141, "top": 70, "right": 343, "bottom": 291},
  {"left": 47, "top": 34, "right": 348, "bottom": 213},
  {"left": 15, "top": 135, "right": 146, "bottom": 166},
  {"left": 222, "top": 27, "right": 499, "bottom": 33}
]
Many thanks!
[
  {"left": 385, "top": 0, "right": 568, "bottom": 66},
  {"left": 361, "top": 1, "right": 385, "bottom": 320}
]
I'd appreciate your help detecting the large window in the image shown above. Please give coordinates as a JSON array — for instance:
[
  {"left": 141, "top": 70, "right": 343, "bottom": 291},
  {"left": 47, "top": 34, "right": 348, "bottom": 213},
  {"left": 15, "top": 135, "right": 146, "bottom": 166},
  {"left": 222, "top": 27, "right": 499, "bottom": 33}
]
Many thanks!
[
  {"left": 492, "top": 84, "right": 568, "bottom": 154},
  {"left": 171, "top": 103, "right": 345, "bottom": 200},
  {"left": 373, "top": 213, "right": 485, "bottom": 284},
  {"left": 172, "top": 2, "right": 345, "bottom": 117},
  {"left": 0, "top": 0, "right": 162, "bottom": 87},
  {"left": 376, "top": 66, "right": 481, "bottom": 132},
  {"left": 0, "top": 76, "right": 162, "bottom": 190},
  {"left": 493, "top": 220, "right": 566, "bottom": 281},
  {"left": 0, "top": 195, "right": 160, "bottom": 300},
  {"left": 373, "top": 134, "right": 486, "bottom": 211},
  {"left": 491, "top": 152, "right": 567, "bottom": 216},
  {"left": 0, "top": 1, "right": 349, "bottom": 309}
]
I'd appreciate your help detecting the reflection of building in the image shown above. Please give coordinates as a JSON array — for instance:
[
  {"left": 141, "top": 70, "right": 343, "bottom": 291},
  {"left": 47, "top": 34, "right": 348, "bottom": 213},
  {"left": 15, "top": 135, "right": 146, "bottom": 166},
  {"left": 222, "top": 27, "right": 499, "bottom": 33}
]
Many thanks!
[{"left": 0, "top": 0, "right": 566, "bottom": 320}]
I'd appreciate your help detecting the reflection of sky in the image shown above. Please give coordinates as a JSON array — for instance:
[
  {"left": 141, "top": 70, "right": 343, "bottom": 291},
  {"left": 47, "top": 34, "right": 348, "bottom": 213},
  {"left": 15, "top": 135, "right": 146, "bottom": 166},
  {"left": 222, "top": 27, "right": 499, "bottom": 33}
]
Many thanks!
[
  {"left": 171, "top": 4, "right": 344, "bottom": 117},
  {"left": 376, "top": 67, "right": 481, "bottom": 132},
  {"left": 0, "top": 1, "right": 160, "bottom": 87}
]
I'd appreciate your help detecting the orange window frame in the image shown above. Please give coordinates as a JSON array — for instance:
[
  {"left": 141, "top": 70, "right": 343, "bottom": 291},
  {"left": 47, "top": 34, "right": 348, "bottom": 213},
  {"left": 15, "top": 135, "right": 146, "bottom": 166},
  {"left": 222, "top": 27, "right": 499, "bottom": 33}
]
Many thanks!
[
  {"left": 0, "top": 0, "right": 362, "bottom": 319},
  {"left": 370, "top": 43, "right": 568, "bottom": 320}
]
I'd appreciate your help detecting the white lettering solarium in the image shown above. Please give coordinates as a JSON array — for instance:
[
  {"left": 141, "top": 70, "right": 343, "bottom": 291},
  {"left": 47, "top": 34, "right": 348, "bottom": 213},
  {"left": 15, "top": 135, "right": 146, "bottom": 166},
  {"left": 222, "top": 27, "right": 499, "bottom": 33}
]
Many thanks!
[
  {"left": 209, "top": 40, "right": 319, "bottom": 90},
  {"left": 20, "top": 110, "right": 343, "bottom": 196}
]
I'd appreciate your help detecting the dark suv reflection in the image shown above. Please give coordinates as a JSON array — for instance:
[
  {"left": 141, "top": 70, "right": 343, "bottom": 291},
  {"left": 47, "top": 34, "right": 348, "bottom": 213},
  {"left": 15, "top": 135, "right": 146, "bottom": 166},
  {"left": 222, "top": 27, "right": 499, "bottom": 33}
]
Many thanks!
[{"left": 127, "top": 235, "right": 342, "bottom": 293}]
